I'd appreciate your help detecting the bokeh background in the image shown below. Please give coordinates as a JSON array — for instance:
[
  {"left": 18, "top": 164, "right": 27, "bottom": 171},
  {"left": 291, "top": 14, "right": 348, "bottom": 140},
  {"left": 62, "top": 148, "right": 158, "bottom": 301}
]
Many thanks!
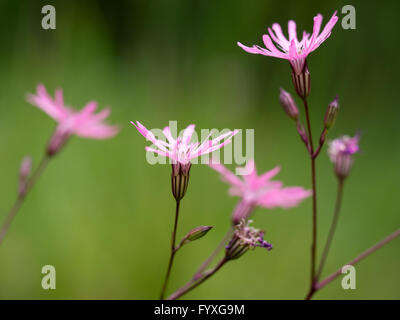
[{"left": 0, "top": 0, "right": 399, "bottom": 300}]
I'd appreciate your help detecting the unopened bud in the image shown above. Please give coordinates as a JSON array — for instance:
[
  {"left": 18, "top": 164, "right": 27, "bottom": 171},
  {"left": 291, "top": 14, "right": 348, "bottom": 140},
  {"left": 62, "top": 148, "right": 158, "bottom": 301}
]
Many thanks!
[
  {"left": 324, "top": 96, "right": 339, "bottom": 129},
  {"left": 180, "top": 226, "right": 212, "bottom": 247},
  {"left": 296, "top": 121, "right": 308, "bottom": 147},
  {"left": 18, "top": 156, "right": 32, "bottom": 197},
  {"left": 171, "top": 162, "right": 192, "bottom": 201},
  {"left": 279, "top": 88, "right": 299, "bottom": 120},
  {"left": 290, "top": 60, "right": 311, "bottom": 99}
]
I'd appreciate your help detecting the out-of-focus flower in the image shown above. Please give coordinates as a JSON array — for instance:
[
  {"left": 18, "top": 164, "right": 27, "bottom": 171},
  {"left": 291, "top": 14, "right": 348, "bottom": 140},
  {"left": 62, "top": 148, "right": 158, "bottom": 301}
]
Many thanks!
[
  {"left": 328, "top": 135, "right": 360, "bottom": 179},
  {"left": 27, "top": 84, "right": 119, "bottom": 155},
  {"left": 225, "top": 219, "right": 272, "bottom": 260},
  {"left": 210, "top": 160, "right": 312, "bottom": 224},
  {"left": 237, "top": 11, "right": 338, "bottom": 75},
  {"left": 132, "top": 121, "right": 238, "bottom": 200}
]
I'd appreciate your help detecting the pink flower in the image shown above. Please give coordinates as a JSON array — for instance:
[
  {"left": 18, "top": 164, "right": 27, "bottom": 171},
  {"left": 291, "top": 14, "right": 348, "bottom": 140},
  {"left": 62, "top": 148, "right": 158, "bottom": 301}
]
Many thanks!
[
  {"left": 328, "top": 135, "right": 360, "bottom": 179},
  {"left": 328, "top": 135, "right": 359, "bottom": 162},
  {"left": 210, "top": 160, "right": 311, "bottom": 223},
  {"left": 27, "top": 84, "right": 119, "bottom": 154},
  {"left": 131, "top": 121, "right": 238, "bottom": 165},
  {"left": 237, "top": 11, "right": 338, "bottom": 74}
]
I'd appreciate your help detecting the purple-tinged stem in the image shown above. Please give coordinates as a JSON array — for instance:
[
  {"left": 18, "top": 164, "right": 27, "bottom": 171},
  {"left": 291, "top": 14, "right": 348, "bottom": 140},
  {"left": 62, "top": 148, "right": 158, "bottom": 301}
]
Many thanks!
[
  {"left": 312, "top": 128, "right": 328, "bottom": 159},
  {"left": 167, "top": 257, "right": 228, "bottom": 300},
  {"left": 315, "top": 178, "right": 344, "bottom": 281},
  {"left": 159, "top": 199, "right": 181, "bottom": 299},
  {"left": 0, "top": 154, "right": 51, "bottom": 246},
  {"left": 306, "top": 229, "right": 400, "bottom": 299},
  {"left": 302, "top": 98, "right": 318, "bottom": 292}
]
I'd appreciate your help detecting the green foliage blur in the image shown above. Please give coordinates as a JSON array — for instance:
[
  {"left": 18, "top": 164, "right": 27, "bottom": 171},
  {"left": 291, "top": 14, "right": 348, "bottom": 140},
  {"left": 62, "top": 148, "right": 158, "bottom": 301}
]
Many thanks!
[{"left": 0, "top": 0, "right": 399, "bottom": 299}]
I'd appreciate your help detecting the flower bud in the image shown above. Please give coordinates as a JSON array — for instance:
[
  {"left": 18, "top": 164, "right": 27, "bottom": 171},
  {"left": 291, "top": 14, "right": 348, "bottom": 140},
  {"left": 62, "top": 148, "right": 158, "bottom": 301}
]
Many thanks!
[
  {"left": 324, "top": 96, "right": 339, "bottom": 129},
  {"left": 180, "top": 226, "right": 212, "bottom": 247},
  {"left": 279, "top": 88, "right": 299, "bottom": 120},
  {"left": 296, "top": 121, "right": 309, "bottom": 147},
  {"left": 225, "top": 220, "right": 272, "bottom": 261},
  {"left": 171, "top": 162, "right": 192, "bottom": 201},
  {"left": 290, "top": 60, "right": 311, "bottom": 99},
  {"left": 18, "top": 156, "right": 32, "bottom": 198}
]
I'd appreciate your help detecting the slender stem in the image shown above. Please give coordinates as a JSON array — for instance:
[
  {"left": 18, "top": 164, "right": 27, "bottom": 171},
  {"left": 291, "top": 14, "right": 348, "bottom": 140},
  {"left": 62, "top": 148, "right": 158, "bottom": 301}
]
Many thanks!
[
  {"left": 315, "top": 179, "right": 344, "bottom": 281},
  {"left": 312, "top": 128, "right": 328, "bottom": 159},
  {"left": 303, "top": 98, "right": 318, "bottom": 291},
  {"left": 193, "top": 227, "right": 233, "bottom": 280},
  {"left": 159, "top": 200, "right": 181, "bottom": 299},
  {"left": 167, "top": 257, "right": 228, "bottom": 300},
  {"left": 0, "top": 154, "right": 51, "bottom": 246},
  {"left": 310, "top": 229, "right": 400, "bottom": 297}
]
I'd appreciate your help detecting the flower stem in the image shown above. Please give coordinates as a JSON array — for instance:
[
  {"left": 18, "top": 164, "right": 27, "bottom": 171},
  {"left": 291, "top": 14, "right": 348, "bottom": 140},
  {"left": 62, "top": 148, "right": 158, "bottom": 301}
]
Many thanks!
[
  {"left": 306, "top": 229, "right": 400, "bottom": 299},
  {"left": 159, "top": 199, "right": 181, "bottom": 299},
  {"left": 167, "top": 257, "right": 228, "bottom": 300},
  {"left": 303, "top": 98, "right": 318, "bottom": 292},
  {"left": 0, "top": 154, "right": 51, "bottom": 246},
  {"left": 192, "top": 227, "right": 233, "bottom": 280},
  {"left": 315, "top": 178, "right": 344, "bottom": 281}
]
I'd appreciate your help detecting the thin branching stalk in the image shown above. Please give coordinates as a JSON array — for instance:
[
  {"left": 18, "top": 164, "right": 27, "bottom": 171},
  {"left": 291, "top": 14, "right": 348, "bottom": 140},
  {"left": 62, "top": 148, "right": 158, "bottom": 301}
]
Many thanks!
[
  {"left": 305, "top": 229, "right": 400, "bottom": 299},
  {"left": 168, "top": 257, "right": 228, "bottom": 300},
  {"left": 192, "top": 227, "right": 233, "bottom": 280},
  {"left": 302, "top": 98, "right": 318, "bottom": 291},
  {"left": 160, "top": 200, "right": 181, "bottom": 299},
  {"left": 315, "top": 178, "right": 345, "bottom": 281},
  {"left": 0, "top": 154, "right": 51, "bottom": 246}
]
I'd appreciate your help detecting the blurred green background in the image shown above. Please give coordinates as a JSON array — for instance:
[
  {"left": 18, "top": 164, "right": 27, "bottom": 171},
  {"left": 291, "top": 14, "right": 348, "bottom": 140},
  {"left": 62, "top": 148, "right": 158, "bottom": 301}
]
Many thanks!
[{"left": 0, "top": 0, "right": 399, "bottom": 300}]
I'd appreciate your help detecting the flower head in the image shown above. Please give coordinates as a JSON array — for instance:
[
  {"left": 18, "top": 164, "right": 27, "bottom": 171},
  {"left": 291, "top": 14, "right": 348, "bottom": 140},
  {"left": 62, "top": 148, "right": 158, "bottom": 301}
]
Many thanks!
[
  {"left": 225, "top": 219, "right": 272, "bottom": 260},
  {"left": 27, "top": 84, "right": 119, "bottom": 155},
  {"left": 131, "top": 121, "right": 238, "bottom": 165},
  {"left": 328, "top": 135, "right": 360, "bottom": 179},
  {"left": 237, "top": 11, "right": 338, "bottom": 75},
  {"left": 210, "top": 160, "right": 311, "bottom": 223}
]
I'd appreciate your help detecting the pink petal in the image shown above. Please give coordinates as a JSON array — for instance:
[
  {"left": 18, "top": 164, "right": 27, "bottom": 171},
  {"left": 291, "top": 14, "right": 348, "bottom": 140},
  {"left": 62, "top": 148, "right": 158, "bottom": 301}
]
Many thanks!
[
  {"left": 75, "top": 124, "right": 119, "bottom": 139},
  {"left": 182, "top": 124, "right": 195, "bottom": 145},
  {"left": 209, "top": 162, "right": 243, "bottom": 188},
  {"left": 270, "top": 23, "right": 290, "bottom": 47},
  {"left": 259, "top": 166, "right": 281, "bottom": 182},
  {"left": 288, "top": 20, "right": 298, "bottom": 42},
  {"left": 131, "top": 121, "right": 170, "bottom": 153},
  {"left": 163, "top": 126, "right": 175, "bottom": 144},
  {"left": 258, "top": 187, "right": 312, "bottom": 208},
  {"left": 237, "top": 42, "right": 265, "bottom": 55},
  {"left": 27, "top": 84, "right": 67, "bottom": 121},
  {"left": 262, "top": 35, "right": 288, "bottom": 58}
]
